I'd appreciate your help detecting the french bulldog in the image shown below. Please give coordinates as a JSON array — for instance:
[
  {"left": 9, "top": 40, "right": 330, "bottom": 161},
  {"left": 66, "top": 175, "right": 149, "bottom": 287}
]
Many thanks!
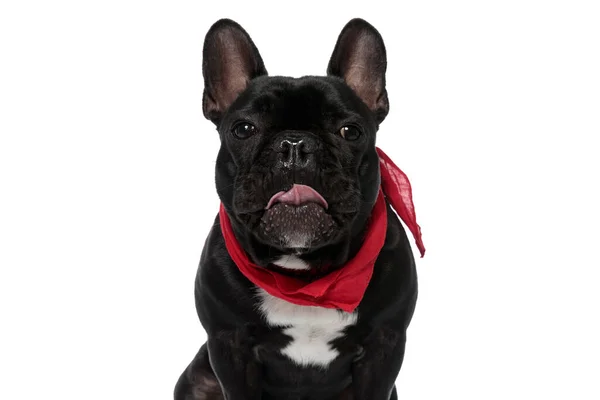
[{"left": 174, "top": 18, "right": 423, "bottom": 400}]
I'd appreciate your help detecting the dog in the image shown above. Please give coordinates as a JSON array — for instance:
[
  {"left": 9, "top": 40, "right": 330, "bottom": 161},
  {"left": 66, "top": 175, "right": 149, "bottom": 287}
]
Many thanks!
[{"left": 174, "top": 18, "right": 425, "bottom": 400}]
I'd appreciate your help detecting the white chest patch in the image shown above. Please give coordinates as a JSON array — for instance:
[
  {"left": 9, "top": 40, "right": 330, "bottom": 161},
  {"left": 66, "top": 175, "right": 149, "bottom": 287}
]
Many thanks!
[{"left": 257, "top": 289, "right": 358, "bottom": 367}]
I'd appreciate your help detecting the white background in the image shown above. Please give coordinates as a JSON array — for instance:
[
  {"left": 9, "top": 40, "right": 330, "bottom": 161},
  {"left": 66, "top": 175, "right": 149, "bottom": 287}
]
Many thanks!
[{"left": 1, "top": 0, "right": 599, "bottom": 399}]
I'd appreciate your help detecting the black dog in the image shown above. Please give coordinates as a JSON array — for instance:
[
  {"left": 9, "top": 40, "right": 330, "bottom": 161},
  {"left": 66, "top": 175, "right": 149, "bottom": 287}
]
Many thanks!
[{"left": 174, "top": 18, "right": 424, "bottom": 400}]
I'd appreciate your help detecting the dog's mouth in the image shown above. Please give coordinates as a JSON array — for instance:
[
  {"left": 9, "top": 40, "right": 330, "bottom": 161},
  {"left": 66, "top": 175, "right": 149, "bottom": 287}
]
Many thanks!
[
  {"left": 265, "top": 184, "right": 328, "bottom": 210},
  {"left": 258, "top": 184, "right": 336, "bottom": 250}
]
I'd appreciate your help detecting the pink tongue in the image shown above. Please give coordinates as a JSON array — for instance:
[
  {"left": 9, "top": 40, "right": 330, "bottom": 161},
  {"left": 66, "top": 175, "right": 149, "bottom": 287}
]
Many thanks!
[{"left": 266, "top": 184, "right": 328, "bottom": 210}]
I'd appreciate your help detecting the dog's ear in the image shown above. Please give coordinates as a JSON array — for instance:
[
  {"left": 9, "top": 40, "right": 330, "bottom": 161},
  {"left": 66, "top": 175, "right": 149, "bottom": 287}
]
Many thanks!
[
  {"left": 327, "top": 19, "right": 389, "bottom": 123},
  {"left": 202, "top": 19, "right": 267, "bottom": 124}
]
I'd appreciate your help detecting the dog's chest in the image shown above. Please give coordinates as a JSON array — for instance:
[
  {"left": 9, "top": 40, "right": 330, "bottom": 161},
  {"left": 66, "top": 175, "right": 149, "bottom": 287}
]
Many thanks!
[{"left": 257, "top": 289, "right": 358, "bottom": 368}]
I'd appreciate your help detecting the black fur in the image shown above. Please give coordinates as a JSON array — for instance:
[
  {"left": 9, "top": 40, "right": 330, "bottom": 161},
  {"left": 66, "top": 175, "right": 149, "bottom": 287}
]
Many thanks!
[{"left": 175, "top": 18, "right": 418, "bottom": 399}]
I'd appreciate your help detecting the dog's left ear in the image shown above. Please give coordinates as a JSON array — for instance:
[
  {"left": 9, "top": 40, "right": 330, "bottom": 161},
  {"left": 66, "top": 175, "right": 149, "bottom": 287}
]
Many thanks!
[{"left": 327, "top": 19, "right": 389, "bottom": 123}]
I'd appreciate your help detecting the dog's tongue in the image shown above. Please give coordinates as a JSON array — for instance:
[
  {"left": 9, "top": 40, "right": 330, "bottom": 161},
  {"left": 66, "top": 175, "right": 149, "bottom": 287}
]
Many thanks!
[{"left": 266, "top": 184, "right": 328, "bottom": 210}]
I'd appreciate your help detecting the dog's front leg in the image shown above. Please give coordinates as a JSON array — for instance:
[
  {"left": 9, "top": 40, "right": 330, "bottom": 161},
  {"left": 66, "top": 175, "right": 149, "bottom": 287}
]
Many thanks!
[
  {"left": 352, "top": 327, "right": 406, "bottom": 400},
  {"left": 207, "top": 330, "right": 261, "bottom": 400}
]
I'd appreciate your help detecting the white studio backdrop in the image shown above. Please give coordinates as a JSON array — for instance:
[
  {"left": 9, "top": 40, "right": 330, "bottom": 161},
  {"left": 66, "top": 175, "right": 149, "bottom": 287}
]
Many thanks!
[{"left": 1, "top": 0, "right": 599, "bottom": 399}]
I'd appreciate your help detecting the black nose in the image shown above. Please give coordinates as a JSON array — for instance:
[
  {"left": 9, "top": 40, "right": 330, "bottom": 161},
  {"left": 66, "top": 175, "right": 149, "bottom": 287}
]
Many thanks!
[
  {"left": 276, "top": 133, "right": 316, "bottom": 168},
  {"left": 280, "top": 138, "right": 305, "bottom": 167}
]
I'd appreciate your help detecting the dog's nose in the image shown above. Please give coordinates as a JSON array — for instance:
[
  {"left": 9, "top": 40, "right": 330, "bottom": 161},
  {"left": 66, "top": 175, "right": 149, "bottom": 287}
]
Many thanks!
[
  {"left": 276, "top": 133, "right": 316, "bottom": 168},
  {"left": 279, "top": 138, "right": 306, "bottom": 167}
]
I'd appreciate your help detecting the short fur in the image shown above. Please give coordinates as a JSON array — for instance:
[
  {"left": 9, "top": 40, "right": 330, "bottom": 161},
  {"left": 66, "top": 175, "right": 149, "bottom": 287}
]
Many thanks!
[{"left": 174, "top": 18, "right": 418, "bottom": 400}]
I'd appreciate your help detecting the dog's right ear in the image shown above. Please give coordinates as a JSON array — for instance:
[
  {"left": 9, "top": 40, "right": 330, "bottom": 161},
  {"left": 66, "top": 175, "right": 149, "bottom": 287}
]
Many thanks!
[{"left": 202, "top": 19, "right": 267, "bottom": 124}]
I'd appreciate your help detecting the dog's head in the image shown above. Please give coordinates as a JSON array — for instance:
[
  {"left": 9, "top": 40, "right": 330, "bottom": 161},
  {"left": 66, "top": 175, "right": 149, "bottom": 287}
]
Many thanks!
[{"left": 202, "top": 18, "right": 390, "bottom": 267}]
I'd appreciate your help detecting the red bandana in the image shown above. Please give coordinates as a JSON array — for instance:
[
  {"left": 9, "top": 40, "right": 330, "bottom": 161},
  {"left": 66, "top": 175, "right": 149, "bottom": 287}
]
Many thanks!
[{"left": 218, "top": 147, "right": 425, "bottom": 312}]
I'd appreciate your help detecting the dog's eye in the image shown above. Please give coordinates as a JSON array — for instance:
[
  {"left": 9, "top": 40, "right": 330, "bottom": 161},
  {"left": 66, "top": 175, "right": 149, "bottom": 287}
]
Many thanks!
[
  {"left": 339, "top": 125, "right": 361, "bottom": 141},
  {"left": 232, "top": 122, "right": 257, "bottom": 139}
]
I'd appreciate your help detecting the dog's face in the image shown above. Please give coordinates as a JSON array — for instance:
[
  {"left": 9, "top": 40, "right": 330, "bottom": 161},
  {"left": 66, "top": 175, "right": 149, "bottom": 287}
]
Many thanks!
[{"left": 202, "top": 19, "right": 390, "bottom": 264}]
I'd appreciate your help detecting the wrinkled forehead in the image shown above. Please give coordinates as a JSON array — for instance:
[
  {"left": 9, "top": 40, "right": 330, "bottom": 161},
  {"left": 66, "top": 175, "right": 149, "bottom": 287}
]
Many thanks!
[{"left": 229, "top": 76, "right": 370, "bottom": 130}]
